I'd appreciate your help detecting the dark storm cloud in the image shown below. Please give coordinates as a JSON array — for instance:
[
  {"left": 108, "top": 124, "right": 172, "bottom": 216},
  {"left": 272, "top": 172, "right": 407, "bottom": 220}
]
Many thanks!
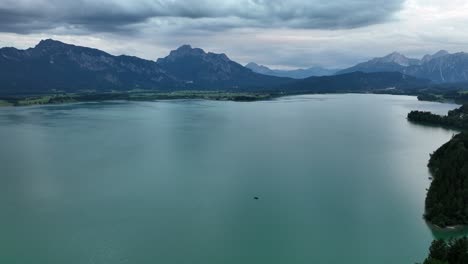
[{"left": 0, "top": 0, "right": 405, "bottom": 34}]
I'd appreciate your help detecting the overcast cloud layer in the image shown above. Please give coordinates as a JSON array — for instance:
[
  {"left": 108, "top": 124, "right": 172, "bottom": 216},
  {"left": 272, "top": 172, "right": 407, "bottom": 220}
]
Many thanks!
[
  {"left": 0, "top": 0, "right": 467, "bottom": 68},
  {"left": 0, "top": 0, "right": 404, "bottom": 33}
]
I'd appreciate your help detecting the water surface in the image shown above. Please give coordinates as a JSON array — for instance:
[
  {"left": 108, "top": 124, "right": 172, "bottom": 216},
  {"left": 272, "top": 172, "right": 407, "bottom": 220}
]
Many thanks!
[{"left": 0, "top": 94, "right": 460, "bottom": 264}]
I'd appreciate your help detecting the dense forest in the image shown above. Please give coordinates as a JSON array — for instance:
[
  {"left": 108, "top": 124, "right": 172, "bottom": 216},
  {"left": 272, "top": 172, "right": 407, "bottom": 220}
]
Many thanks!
[
  {"left": 422, "top": 238, "right": 468, "bottom": 264},
  {"left": 408, "top": 104, "right": 468, "bottom": 262},
  {"left": 407, "top": 105, "right": 468, "bottom": 227},
  {"left": 408, "top": 105, "right": 468, "bottom": 130},
  {"left": 425, "top": 132, "right": 468, "bottom": 227}
]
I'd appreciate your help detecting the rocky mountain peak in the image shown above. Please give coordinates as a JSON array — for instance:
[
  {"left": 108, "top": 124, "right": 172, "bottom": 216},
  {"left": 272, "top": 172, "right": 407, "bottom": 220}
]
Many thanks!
[
  {"left": 387, "top": 51, "right": 404, "bottom": 57},
  {"left": 422, "top": 50, "right": 450, "bottom": 63},
  {"left": 157, "top": 45, "right": 234, "bottom": 66},
  {"left": 379, "top": 52, "right": 419, "bottom": 66},
  {"left": 162, "top": 45, "right": 206, "bottom": 60},
  {"left": 433, "top": 50, "right": 449, "bottom": 57},
  {"left": 35, "top": 39, "right": 68, "bottom": 49}
]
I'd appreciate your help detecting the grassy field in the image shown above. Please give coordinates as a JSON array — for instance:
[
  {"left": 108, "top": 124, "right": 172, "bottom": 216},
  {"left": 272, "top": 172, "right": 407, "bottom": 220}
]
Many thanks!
[
  {"left": 0, "top": 100, "right": 13, "bottom": 107},
  {"left": 0, "top": 91, "right": 276, "bottom": 107}
]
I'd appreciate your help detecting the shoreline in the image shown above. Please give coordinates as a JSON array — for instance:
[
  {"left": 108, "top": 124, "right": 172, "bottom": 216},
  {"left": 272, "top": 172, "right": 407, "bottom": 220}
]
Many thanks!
[
  {"left": 0, "top": 90, "right": 445, "bottom": 108},
  {"left": 0, "top": 91, "right": 282, "bottom": 107},
  {"left": 426, "top": 220, "right": 468, "bottom": 233},
  {"left": 426, "top": 220, "right": 468, "bottom": 241}
]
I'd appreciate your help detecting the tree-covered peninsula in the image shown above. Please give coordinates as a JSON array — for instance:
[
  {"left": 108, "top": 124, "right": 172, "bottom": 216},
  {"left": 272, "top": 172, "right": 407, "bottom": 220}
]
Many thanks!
[
  {"left": 408, "top": 105, "right": 468, "bottom": 130},
  {"left": 408, "top": 105, "right": 468, "bottom": 228},
  {"left": 410, "top": 105, "right": 468, "bottom": 264},
  {"left": 425, "top": 132, "right": 468, "bottom": 227}
]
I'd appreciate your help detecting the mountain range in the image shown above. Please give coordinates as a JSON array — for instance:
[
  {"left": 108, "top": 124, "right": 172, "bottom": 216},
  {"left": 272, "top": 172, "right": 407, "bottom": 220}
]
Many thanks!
[
  {"left": 0, "top": 39, "right": 452, "bottom": 95},
  {"left": 285, "top": 71, "right": 430, "bottom": 93},
  {"left": 0, "top": 39, "right": 178, "bottom": 94},
  {"left": 338, "top": 50, "right": 468, "bottom": 83},
  {"left": 0, "top": 39, "right": 290, "bottom": 94},
  {"left": 245, "top": 62, "right": 339, "bottom": 79},
  {"left": 155, "top": 45, "right": 292, "bottom": 90}
]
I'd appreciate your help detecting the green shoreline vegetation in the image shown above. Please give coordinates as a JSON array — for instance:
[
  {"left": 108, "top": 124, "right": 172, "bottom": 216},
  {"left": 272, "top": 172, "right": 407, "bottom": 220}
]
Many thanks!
[
  {"left": 408, "top": 105, "right": 468, "bottom": 131},
  {"left": 0, "top": 91, "right": 279, "bottom": 107},
  {"left": 0, "top": 100, "right": 13, "bottom": 107},
  {"left": 408, "top": 105, "right": 468, "bottom": 263},
  {"left": 1, "top": 79, "right": 468, "bottom": 107},
  {"left": 425, "top": 132, "right": 468, "bottom": 227},
  {"left": 416, "top": 90, "right": 468, "bottom": 105},
  {"left": 408, "top": 105, "right": 468, "bottom": 228},
  {"left": 0, "top": 91, "right": 410, "bottom": 108},
  {"left": 422, "top": 238, "right": 468, "bottom": 264},
  {"left": 0, "top": 89, "right": 421, "bottom": 107}
]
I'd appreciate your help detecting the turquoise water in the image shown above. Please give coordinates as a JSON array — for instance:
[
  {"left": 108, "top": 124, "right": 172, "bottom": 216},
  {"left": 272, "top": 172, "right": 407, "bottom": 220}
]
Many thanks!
[{"left": 0, "top": 94, "right": 460, "bottom": 263}]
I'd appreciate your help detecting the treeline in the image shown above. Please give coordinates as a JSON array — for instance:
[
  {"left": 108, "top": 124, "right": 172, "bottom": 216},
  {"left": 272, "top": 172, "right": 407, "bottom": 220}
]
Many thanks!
[
  {"left": 423, "top": 238, "right": 468, "bottom": 264},
  {"left": 407, "top": 105, "right": 468, "bottom": 227},
  {"left": 0, "top": 91, "right": 276, "bottom": 107},
  {"left": 409, "top": 105, "right": 468, "bottom": 262},
  {"left": 408, "top": 105, "right": 468, "bottom": 130},
  {"left": 415, "top": 84, "right": 468, "bottom": 105},
  {"left": 425, "top": 132, "right": 468, "bottom": 227}
]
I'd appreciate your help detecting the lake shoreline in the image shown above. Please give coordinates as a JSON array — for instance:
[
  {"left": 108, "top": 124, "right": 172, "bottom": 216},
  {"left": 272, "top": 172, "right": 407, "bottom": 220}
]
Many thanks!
[
  {"left": 408, "top": 107, "right": 468, "bottom": 233},
  {"left": 0, "top": 90, "right": 440, "bottom": 108},
  {"left": 0, "top": 91, "right": 280, "bottom": 107},
  {"left": 426, "top": 219, "right": 468, "bottom": 233}
]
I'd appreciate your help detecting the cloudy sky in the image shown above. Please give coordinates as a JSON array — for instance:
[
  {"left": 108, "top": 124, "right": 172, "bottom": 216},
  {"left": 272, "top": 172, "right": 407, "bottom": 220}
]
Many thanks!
[{"left": 0, "top": 0, "right": 467, "bottom": 69}]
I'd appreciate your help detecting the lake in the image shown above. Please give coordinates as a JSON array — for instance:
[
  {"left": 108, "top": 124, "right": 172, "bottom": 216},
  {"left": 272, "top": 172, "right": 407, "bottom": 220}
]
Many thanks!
[{"left": 0, "top": 94, "right": 461, "bottom": 264}]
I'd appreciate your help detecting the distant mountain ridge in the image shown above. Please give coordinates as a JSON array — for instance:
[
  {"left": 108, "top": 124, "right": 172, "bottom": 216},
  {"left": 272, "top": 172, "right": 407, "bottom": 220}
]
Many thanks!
[
  {"left": 404, "top": 52, "right": 468, "bottom": 83},
  {"left": 0, "top": 40, "right": 291, "bottom": 94},
  {"left": 338, "top": 52, "right": 421, "bottom": 75},
  {"left": 0, "top": 39, "right": 179, "bottom": 93},
  {"left": 246, "top": 62, "right": 339, "bottom": 79},
  {"left": 286, "top": 71, "right": 430, "bottom": 93},
  {"left": 0, "top": 39, "right": 435, "bottom": 95},
  {"left": 156, "top": 45, "right": 291, "bottom": 89},
  {"left": 421, "top": 50, "right": 449, "bottom": 64},
  {"left": 339, "top": 50, "right": 468, "bottom": 83}
]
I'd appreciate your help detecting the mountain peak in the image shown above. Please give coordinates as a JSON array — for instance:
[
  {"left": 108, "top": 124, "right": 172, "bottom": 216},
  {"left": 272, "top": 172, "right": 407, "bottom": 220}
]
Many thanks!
[
  {"left": 434, "top": 50, "right": 449, "bottom": 56},
  {"left": 155, "top": 44, "right": 276, "bottom": 85},
  {"left": 157, "top": 45, "right": 208, "bottom": 63},
  {"left": 383, "top": 51, "right": 407, "bottom": 60},
  {"left": 422, "top": 50, "right": 450, "bottom": 63},
  {"left": 157, "top": 44, "right": 234, "bottom": 66},
  {"left": 246, "top": 62, "right": 340, "bottom": 78},
  {"left": 246, "top": 62, "right": 271, "bottom": 71},
  {"left": 387, "top": 51, "right": 404, "bottom": 56},
  {"left": 377, "top": 52, "right": 419, "bottom": 66},
  {"left": 35, "top": 39, "right": 67, "bottom": 49},
  {"left": 338, "top": 52, "right": 420, "bottom": 74},
  {"left": 176, "top": 44, "right": 195, "bottom": 51},
  {"left": 173, "top": 44, "right": 205, "bottom": 55}
]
